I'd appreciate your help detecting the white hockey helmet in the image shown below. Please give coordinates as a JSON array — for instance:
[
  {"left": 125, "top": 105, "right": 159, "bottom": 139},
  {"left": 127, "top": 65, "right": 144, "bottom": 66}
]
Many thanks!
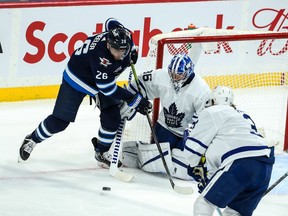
[{"left": 210, "top": 86, "right": 234, "bottom": 106}]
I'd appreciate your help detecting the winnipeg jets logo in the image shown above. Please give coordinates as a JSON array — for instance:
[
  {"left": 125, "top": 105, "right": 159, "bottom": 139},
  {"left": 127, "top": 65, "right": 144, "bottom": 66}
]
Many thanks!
[
  {"left": 163, "top": 102, "right": 185, "bottom": 128},
  {"left": 99, "top": 57, "right": 112, "bottom": 67}
]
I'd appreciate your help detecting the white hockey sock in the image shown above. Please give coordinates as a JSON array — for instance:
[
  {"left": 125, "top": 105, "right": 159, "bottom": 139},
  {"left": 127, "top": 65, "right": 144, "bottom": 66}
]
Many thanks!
[
  {"left": 223, "top": 207, "right": 241, "bottom": 216},
  {"left": 193, "top": 195, "right": 217, "bottom": 216}
]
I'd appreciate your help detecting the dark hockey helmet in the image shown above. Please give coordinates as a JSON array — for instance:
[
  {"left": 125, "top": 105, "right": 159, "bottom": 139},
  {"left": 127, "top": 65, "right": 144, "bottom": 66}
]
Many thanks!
[{"left": 107, "top": 27, "right": 131, "bottom": 51}]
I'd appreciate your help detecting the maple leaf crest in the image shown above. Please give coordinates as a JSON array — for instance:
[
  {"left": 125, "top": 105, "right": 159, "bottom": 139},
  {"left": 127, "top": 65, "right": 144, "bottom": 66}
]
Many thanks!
[{"left": 163, "top": 102, "right": 185, "bottom": 128}]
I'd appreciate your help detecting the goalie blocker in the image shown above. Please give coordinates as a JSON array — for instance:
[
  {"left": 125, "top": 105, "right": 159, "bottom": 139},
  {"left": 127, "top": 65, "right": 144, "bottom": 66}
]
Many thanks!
[{"left": 122, "top": 141, "right": 193, "bottom": 180}]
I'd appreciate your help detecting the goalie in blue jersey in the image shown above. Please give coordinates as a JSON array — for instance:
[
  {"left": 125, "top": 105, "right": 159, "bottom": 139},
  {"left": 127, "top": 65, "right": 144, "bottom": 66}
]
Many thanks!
[{"left": 19, "top": 18, "right": 152, "bottom": 168}]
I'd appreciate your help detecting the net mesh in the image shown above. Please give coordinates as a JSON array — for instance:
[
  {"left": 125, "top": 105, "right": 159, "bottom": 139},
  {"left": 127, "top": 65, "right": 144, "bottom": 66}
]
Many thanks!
[{"left": 124, "top": 27, "right": 288, "bottom": 151}]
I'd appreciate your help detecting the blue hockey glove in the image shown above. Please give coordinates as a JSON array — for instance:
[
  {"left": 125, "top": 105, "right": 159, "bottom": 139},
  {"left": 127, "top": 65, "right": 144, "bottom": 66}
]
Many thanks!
[
  {"left": 187, "top": 164, "right": 208, "bottom": 193},
  {"left": 187, "top": 165, "right": 207, "bottom": 181},
  {"left": 130, "top": 46, "right": 138, "bottom": 65},
  {"left": 127, "top": 94, "right": 152, "bottom": 115},
  {"left": 197, "top": 177, "right": 208, "bottom": 193}
]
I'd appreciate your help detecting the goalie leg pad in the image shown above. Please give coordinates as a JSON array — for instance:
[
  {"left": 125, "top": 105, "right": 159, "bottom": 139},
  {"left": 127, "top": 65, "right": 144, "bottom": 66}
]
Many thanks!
[
  {"left": 171, "top": 148, "right": 193, "bottom": 180},
  {"left": 122, "top": 141, "right": 139, "bottom": 168},
  {"left": 137, "top": 141, "right": 174, "bottom": 173}
]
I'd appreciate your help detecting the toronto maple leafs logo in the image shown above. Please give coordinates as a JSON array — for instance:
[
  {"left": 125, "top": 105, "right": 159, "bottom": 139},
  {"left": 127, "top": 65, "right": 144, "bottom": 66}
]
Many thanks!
[{"left": 163, "top": 102, "right": 185, "bottom": 128}]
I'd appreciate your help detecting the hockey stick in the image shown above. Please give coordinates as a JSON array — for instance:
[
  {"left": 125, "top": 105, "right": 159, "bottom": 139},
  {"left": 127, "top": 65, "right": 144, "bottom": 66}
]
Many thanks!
[
  {"left": 109, "top": 118, "right": 134, "bottom": 182},
  {"left": 263, "top": 170, "right": 288, "bottom": 196},
  {"left": 216, "top": 208, "right": 223, "bottom": 216},
  {"left": 131, "top": 63, "right": 193, "bottom": 195},
  {"left": 109, "top": 68, "right": 134, "bottom": 182}
]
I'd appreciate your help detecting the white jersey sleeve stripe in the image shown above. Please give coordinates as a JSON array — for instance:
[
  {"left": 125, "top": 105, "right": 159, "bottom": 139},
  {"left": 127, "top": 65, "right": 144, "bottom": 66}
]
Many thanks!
[
  {"left": 186, "top": 136, "right": 208, "bottom": 150},
  {"left": 184, "top": 144, "right": 203, "bottom": 157},
  {"left": 128, "top": 83, "right": 138, "bottom": 94},
  {"left": 96, "top": 79, "right": 116, "bottom": 89},
  {"left": 64, "top": 66, "right": 99, "bottom": 96},
  {"left": 96, "top": 79, "right": 118, "bottom": 96},
  {"left": 221, "top": 146, "right": 270, "bottom": 163},
  {"left": 99, "top": 84, "right": 118, "bottom": 96}
]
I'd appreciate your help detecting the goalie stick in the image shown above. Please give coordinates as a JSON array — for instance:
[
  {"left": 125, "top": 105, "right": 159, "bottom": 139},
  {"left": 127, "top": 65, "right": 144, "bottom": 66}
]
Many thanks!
[
  {"left": 109, "top": 68, "right": 134, "bottom": 182},
  {"left": 131, "top": 63, "right": 193, "bottom": 195}
]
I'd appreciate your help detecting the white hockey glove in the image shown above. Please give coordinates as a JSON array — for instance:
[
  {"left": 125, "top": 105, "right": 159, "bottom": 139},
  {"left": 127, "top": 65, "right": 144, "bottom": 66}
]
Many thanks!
[{"left": 120, "top": 102, "right": 137, "bottom": 121}]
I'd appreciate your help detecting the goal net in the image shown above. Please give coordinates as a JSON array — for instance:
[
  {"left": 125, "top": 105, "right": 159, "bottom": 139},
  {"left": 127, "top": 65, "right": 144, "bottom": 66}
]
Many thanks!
[{"left": 123, "top": 27, "right": 288, "bottom": 152}]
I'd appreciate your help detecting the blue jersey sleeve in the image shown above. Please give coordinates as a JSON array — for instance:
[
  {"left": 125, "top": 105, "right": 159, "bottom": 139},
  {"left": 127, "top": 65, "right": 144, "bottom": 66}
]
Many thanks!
[
  {"left": 93, "top": 68, "right": 134, "bottom": 101},
  {"left": 110, "top": 85, "right": 135, "bottom": 101}
]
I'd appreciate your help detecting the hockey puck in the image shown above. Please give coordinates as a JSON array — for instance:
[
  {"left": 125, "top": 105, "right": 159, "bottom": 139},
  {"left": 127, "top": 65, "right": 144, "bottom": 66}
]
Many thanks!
[{"left": 102, "top": 187, "right": 111, "bottom": 191}]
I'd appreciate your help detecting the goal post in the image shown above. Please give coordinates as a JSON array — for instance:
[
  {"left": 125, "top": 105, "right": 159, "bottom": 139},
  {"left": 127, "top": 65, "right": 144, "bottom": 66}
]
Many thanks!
[{"left": 146, "top": 28, "right": 288, "bottom": 151}]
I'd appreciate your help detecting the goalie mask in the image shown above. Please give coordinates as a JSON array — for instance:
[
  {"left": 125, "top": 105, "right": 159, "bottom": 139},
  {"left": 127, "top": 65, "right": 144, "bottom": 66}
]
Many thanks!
[
  {"left": 210, "top": 86, "right": 234, "bottom": 106},
  {"left": 168, "top": 54, "right": 195, "bottom": 92},
  {"left": 107, "top": 27, "right": 131, "bottom": 58}
]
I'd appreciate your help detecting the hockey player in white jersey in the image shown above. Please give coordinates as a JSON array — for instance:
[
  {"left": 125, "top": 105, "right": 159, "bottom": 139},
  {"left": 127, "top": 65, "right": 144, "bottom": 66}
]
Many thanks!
[
  {"left": 121, "top": 53, "right": 211, "bottom": 180},
  {"left": 128, "top": 53, "right": 210, "bottom": 149},
  {"left": 183, "top": 86, "right": 275, "bottom": 216}
]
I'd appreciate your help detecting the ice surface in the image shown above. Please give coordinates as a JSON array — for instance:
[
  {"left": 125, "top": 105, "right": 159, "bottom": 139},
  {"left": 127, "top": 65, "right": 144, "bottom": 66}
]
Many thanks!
[{"left": 0, "top": 99, "right": 287, "bottom": 216}]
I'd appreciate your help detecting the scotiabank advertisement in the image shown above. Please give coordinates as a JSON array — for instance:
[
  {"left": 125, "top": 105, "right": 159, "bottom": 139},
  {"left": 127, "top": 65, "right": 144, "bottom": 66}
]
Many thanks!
[{"left": 0, "top": 0, "right": 287, "bottom": 89}]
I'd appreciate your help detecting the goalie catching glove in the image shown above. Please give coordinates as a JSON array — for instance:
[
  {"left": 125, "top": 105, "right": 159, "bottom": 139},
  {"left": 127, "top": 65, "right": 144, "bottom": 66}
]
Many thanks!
[{"left": 127, "top": 93, "right": 152, "bottom": 115}]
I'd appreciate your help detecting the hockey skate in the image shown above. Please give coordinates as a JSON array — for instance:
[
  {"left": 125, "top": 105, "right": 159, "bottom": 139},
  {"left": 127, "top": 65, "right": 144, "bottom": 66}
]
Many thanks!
[
  {"left": 91, "top": 137, "right": 122, "bottom": 169},
  {"left": 18, "top": 135, "right": 36, "bottom": 162}
]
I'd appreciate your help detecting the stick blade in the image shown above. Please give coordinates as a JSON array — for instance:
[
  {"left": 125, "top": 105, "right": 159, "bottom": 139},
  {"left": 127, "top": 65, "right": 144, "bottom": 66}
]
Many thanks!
[
  {"left": 173, "top": 185, "right": 194, "bottom": 195},
  {"left": 110, "top": 169, "right": 134, "bottom": 182}
]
